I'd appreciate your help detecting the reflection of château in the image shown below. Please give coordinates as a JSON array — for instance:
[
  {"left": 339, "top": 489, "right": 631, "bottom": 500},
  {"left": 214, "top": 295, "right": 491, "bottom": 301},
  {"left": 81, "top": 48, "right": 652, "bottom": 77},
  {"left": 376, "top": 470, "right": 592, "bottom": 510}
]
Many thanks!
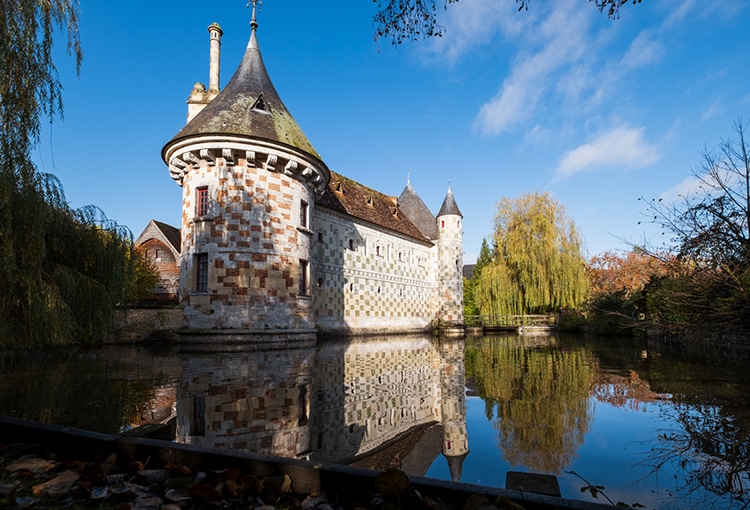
[{"left": 175, "top": 336, "right": 468, "bottom": 480}]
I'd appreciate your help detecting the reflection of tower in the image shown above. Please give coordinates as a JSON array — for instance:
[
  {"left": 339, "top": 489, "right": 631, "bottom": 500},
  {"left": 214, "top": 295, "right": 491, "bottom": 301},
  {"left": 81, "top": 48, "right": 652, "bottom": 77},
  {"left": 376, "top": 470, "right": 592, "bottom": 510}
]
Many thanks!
[
  {"left": 175, "top": 348, "right": 314, "bottom": 458},
  {"left": 439, "top": 337, "right": 468, "bottom": 481}
]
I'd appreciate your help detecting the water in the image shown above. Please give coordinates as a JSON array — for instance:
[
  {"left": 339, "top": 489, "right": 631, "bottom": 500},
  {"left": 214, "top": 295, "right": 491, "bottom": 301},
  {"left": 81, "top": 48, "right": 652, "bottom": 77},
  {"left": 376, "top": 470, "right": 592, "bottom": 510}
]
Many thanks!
[{"left": 1, "top": 333, "right": 749, "bottom": 509}]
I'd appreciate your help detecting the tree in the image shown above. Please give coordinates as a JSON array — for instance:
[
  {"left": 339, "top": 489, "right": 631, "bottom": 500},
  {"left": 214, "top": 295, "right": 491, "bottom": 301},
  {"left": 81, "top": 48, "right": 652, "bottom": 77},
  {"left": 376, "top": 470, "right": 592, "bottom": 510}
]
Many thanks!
[
  {"left": 641, "top": 119, "right": 750, "bottom": 331},
  {"left": 475, "top": 192, "right": 588, "bottom": 315},
  {"left": 586, "top": 249, "right": 675, "bottom": 334},
  {"left": 588, "top": 249, "right": 672, "bottom": 300},
  {"left": 0, "top": 1, "right": 158, "bottom": 346},
  {"left": 373, "top": 0, "right": 643, "bottom": 44},
  {"left": 463, "top": 237, "right": 492, "bottom": 316}
]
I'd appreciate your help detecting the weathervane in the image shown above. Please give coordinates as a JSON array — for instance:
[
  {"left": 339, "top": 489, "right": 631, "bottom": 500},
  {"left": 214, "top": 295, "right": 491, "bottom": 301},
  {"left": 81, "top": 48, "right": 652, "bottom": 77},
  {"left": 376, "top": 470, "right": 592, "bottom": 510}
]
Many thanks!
[{"left": 247, "top": 0, "right": 261, "bottom": 29}]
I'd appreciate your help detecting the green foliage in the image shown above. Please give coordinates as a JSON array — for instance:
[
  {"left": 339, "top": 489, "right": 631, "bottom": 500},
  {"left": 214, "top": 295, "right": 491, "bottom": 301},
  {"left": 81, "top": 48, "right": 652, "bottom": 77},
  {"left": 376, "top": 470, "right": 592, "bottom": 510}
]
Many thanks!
[
  {"left": 0, "top": 1, "right": 158, "bottom": 347},
  {"left": 463, "top": 238, "right": 493, "bottom": 316},
  {"left": 475, "top": 192, "right": 588, "bottom": 315},
  {"left": 586, "top": 290, "right": 640, "bottom": 335}
]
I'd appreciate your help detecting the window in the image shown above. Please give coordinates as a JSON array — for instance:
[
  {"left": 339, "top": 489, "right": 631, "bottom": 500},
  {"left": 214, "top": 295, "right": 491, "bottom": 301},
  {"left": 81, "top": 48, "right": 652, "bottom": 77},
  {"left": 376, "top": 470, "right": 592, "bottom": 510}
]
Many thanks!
[
  {"left": 349, "top": 239, "right": 354, "bottom": 250},
  {"left": 300, "top": 200, "right": 309, "bottom": 229},
  {"left": 299, "top": 259, "right": 310, "bottom": 296},
  {"left": 196, "top": 187, "right": 209, "bottom": 217},
  {"left": 441, "top": 220, "right": 445, "bottom": 228},
  {"left": 195, "top": 253, "right": 208, "bottom": 292}
]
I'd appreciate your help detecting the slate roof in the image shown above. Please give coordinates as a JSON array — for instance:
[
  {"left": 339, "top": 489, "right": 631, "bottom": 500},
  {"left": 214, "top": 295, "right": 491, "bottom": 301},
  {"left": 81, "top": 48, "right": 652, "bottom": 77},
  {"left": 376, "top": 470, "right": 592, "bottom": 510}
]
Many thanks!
[
  {"left": 317, "top": 171, "right": 432, "bottom": 245},
  {"left": 152, "top": 221, "right": 181, "bottom": 253},
  {"left": 135, "top": 220, "right": 181, "bottom": 254},
  {"left": 398, "top": 181, "right": 438, "bottom": 241},
  {"left": 162, "top": 22, "right": 323, "bottom": 165},
  {"left": 437, "top": 186, "right": 463, "bottom": 218}
]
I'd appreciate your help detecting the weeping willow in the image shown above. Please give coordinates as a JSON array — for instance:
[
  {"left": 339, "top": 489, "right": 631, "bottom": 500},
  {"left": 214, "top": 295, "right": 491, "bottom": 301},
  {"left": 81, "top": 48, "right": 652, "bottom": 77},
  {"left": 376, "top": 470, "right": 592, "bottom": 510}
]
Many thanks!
[
  {"left": 476, "top": 192, "right": 589, "bottom": 315},
  {"left": 0, "top": 1, "right": 157, "bottom": 346}
]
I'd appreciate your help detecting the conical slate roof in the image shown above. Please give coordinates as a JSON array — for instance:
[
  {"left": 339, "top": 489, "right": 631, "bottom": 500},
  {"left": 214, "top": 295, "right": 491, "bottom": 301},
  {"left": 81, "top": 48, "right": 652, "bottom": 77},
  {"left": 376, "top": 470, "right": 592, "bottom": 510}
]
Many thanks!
[
  {"left": 398, "top": 181, "right": 438, "bottom": 240},
  {"left": 163, "top": 20, "right": 321, "bottom": 162},
  {"left": 437, "top": 186, "right": 462, "bottom": 218}
]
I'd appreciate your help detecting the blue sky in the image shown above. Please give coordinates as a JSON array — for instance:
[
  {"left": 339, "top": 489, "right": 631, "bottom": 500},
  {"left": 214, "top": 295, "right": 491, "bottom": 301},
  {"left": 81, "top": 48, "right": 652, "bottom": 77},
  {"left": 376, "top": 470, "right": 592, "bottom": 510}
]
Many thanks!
[{"left": 35, "top": 0, "right": 750, "bottom": 262}]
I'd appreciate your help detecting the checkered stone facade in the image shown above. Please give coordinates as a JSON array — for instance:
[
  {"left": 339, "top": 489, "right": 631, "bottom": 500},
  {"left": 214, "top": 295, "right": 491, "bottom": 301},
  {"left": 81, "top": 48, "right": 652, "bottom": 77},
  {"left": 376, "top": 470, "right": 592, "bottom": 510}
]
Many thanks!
[
  {"left": 177, "top": 145, "right": 320, "bottom": 331},
  {"left": 164, "top": 19, "right": 464, "bottom": 337},
  {"left": 312, "top": 209, "right": 439, "bottom": 334},
  {"left": 437, "top": 213, "right": 464, "bottom": 323}
]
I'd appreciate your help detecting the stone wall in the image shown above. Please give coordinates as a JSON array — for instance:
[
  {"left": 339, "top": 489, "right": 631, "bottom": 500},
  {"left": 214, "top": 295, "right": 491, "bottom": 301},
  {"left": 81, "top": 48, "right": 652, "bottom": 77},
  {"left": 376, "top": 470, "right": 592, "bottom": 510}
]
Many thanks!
[
  {"left": 109, "top": 308, "right": 184, "bottom": 343},
  {"left": 312, "top": 208, "right": 438, "bottom": 334},
  {"left": 180, "top": 152, "right": 315, "bottom": 330}
]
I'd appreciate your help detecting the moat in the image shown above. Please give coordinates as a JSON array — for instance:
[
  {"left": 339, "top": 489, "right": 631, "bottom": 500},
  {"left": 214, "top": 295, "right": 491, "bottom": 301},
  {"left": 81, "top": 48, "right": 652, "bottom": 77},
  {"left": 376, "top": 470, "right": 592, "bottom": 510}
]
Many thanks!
[{"left": 1, "top": 333, "right": 749, "bottom": 509}]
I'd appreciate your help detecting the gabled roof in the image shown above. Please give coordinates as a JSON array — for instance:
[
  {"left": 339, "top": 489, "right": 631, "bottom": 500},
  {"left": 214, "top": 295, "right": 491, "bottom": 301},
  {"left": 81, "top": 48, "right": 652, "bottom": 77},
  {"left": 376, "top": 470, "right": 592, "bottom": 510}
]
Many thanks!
[
  {"left": 398, "top": 181, "right": 438, "bottom": 240},
  {"left": 317, "top": 171, "right": 432, "bottom": 245},
  {"left": 135, "top": 220, "right": 181, "bottom": 255},
  {"left": 162, "top": 21, "right": 322, "bottom": 164}
]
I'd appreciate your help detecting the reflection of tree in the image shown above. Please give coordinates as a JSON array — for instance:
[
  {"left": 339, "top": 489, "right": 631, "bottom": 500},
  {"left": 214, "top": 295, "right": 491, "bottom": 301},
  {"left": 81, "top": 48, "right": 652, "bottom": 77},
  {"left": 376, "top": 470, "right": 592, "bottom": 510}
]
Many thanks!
[
  {"left": 591, "top": 370, "right": 663, "bottom": 412},
  {"left": 645, "top": 403, "right": 750, "bottom": 508},
  {"left": 465, "top": 336, "right": 595, "bottom": 473},
  {"left": 0, "top": 349, "right": 173, "bottom": 433}
]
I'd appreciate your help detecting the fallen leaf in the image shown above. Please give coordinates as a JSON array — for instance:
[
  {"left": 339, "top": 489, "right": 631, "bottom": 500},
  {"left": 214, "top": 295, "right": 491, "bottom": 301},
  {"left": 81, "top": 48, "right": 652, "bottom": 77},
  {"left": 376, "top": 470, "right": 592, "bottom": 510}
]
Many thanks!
[
  {"left": 5, "top": 458, "right": 56, "bottom": 474},
  {"left": 32, "top": 469, "right": 80, "bottom": 497}
]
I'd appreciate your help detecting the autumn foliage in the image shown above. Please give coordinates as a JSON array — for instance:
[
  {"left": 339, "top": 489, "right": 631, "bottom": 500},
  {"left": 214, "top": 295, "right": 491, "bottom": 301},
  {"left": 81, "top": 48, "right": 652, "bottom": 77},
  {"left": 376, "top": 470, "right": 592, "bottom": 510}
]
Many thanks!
[{"left": 588, "top": 250, "right": 674, "bottom": 301}]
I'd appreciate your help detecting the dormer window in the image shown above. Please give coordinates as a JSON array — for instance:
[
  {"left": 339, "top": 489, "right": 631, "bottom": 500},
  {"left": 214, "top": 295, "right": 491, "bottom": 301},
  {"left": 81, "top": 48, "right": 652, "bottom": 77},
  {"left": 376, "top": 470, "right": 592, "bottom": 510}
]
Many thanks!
[{"left": 252, "top": 94, "right": 268, "bottom": 112}]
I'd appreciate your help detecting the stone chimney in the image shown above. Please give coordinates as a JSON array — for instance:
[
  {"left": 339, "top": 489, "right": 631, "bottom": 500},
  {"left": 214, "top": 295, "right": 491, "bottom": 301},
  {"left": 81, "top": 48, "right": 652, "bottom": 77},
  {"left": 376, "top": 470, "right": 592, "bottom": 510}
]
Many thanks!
[
  {"left": 208, "top": 22, "right": 222, "bottom": 92},
  {"left": 186, "top": 22, "right": 223, "bottom": 123}
]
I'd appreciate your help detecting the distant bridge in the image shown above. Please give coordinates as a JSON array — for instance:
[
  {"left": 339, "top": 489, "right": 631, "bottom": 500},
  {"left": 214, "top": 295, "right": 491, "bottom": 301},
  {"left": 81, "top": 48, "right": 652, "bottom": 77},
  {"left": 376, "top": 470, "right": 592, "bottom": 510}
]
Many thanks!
[{"left": 464, "top": 314, "right": 558, "bottom": 333}]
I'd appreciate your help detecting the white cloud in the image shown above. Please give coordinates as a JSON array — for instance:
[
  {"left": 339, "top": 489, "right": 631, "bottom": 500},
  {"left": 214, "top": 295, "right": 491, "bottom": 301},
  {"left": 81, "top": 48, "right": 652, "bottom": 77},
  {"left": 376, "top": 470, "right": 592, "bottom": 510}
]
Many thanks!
[
  {"left": 663, "top": 0, "right": 745, "bottom": 29},
  {"left": 700, "top": 99, "right": 723, "bottom": 122},
  {"left": 422, "top": 0, "right": 518, "bottom": 64},
  {"left": 621, "top": 30, "right": 665, "bottom": 70},
  {"left": 658, "top": 175, "right": 701, "bottom": 203},
  {"left": 554, "top": 126, "right": 661, "bottom": 179},
  {"left": 472, "top": 0, "right": 591, "bottom": 135}
]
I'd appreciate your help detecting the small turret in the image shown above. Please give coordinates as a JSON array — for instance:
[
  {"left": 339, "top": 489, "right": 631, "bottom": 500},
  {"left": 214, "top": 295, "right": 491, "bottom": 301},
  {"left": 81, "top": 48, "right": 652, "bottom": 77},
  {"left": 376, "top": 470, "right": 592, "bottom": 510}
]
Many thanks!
[{"left": 437, "top": 185, "right": 464, "bottom": 328}]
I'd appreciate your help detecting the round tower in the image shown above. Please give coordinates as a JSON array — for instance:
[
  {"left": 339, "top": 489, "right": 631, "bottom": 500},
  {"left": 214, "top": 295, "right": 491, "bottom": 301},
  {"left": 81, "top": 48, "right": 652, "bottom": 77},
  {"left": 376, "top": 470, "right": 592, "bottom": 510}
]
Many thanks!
[
  {"left": 162, "top": 6, "right": 329, "bottom": 333},
  {"left": 436, "top": 185, "right": 464, "bottom": 329}
]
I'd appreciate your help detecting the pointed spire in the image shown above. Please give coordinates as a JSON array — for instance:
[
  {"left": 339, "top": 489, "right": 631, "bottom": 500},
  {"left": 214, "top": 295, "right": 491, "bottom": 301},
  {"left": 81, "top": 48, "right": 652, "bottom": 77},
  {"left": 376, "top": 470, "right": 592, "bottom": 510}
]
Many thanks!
[
  {"left": 438, "top": 184, "right": 462, "bottom": 218},
  {"left": 163, "top": 1, "right": 323, "bottom": 162}
]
